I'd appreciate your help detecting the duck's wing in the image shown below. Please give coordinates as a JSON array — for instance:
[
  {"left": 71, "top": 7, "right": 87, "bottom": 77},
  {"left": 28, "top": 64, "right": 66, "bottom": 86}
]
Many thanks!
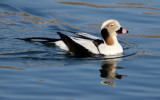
[
  {"left": 73, "top": 32, "right": 104, "bottom": 54},
  {"left": 73, "top": 32, "right": 101, "bottom": 40},
  {"left": 57, "top": 32, "right": 95, "bottom": 57}
]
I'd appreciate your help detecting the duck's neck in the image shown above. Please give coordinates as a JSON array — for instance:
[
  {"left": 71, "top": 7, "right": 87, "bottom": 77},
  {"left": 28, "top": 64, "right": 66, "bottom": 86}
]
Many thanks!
[
  {"left": 101, "top": 29, "right": 119, "bottom": 46},
  {"left": 104, "top": 36, "right": 119, "bottom": 46}
]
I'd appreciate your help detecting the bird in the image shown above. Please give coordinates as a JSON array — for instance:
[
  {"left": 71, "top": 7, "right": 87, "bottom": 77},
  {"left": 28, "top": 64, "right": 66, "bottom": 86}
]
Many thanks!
[{"left": 16, "top": 19, "right": 128, "bottom": 57}]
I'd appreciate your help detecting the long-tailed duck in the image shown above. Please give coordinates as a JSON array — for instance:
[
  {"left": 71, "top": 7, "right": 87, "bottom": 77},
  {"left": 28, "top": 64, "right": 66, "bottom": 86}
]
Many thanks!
[{"left": 17, "top": 19, "right": 128, "bottom": 57}]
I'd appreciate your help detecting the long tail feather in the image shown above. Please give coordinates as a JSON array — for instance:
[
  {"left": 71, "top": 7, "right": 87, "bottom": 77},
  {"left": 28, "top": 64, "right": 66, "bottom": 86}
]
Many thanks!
[{"left": 16, "top": 37, "right": 60, "bottom": 43}]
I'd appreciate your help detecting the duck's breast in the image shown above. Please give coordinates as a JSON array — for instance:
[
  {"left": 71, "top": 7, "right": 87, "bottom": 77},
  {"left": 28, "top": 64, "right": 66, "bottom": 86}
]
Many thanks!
[{"left": 99, "top": 43, "right": 123, "bottom": 55}]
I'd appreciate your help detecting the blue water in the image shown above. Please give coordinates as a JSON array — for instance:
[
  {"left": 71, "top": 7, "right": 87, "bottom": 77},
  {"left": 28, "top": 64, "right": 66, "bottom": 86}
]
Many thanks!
[{"left": 0, "top": 0, "right": 160, "bottom": 100}]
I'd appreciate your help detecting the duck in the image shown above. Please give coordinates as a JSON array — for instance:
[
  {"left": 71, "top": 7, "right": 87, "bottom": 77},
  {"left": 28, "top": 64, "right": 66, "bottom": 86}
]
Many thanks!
[{"left": 17, "top": 19, "right": 128, "bottom": 57}]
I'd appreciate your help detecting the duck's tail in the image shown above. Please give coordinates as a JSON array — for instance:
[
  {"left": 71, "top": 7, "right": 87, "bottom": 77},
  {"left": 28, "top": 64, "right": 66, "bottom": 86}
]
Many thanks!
[{"left": 15, "top": 37, "right": 60, "bottom": 44}]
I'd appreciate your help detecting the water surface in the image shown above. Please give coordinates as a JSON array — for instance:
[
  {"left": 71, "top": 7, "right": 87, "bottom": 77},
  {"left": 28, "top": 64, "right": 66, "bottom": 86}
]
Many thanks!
[{"left": 0, "top": 0, "right": 160, "bottom": 100}]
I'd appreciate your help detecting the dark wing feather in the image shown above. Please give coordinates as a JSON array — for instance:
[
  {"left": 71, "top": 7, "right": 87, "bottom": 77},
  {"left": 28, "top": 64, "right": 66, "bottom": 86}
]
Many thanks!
[
  {"left": 57, "top": 32, "right": 95, "bottom": 57},
  {"left": 73, "top": 32, "right": 101, "bottom": 40},
  {"left": 73, "top": 32, "right": 104, "bottom": 47}
]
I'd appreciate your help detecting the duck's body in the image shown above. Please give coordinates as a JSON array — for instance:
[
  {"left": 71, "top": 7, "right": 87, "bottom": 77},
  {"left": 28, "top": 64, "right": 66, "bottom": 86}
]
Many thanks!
[
  {"left": 54, "top": 33, "right": 123, "bottom": 55},
  {"left": 17, "top": 19, "right": 128, "bottom": 57}
]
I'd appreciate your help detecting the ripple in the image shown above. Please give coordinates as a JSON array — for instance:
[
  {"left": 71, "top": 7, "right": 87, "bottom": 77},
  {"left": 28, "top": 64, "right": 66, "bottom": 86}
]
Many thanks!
[
  {"left": 0, "top": 40, "right": 138, "bottom": 61},
  {"left": 20, "top": 7, "right": 48, "bottom": 17},
  {"left": 58, "top": 2, "right": 160, "bottom": 10},
  {"left": 0, "top": 50, "right": 48, "bottom": 55},
  {"left": 143, "top": 13, "right": 160, "bottom": 16},
  {"left": 128, "top": 34, "right": 160, "bottom": 38},
  {"left": 0, "top": 3, "right": 19, "bottom": 12},
  {"left": 117, "top": 3, "right": 146, "bottom": 5},
  {"left": 0, "top": 65, "right": 25, "bottom": 70}
]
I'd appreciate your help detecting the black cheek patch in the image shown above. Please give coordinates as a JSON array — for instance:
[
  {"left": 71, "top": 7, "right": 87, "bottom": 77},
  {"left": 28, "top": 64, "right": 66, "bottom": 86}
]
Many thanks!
[{"left": 101, "top": 28, "right": 109, "bottom": 40}]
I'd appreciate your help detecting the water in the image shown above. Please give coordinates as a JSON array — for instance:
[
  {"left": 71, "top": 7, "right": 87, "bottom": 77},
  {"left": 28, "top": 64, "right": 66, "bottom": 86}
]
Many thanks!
[{"left": 0, "top": 0, "right": 160, "bottom": 100}]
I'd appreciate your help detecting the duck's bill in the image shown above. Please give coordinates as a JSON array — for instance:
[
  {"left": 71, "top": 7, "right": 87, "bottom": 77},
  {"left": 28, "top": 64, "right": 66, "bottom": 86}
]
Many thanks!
[{"left": 116, "top": 27, "right": 128, "bottom": 34}]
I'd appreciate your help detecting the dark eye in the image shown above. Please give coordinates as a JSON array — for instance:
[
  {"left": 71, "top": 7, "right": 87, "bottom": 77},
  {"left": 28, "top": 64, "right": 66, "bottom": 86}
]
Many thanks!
[{"left": 109, "top": 23, "right": 114, "bottom": 28}]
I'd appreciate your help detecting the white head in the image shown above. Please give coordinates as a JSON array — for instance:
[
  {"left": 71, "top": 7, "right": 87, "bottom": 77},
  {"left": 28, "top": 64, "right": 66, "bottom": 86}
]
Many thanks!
[
  {"left": 101, "top": 19, "right": 120, "bottom": 30},
  {"left": 100, "top": 19, "right": 128, "bottom": 45}
]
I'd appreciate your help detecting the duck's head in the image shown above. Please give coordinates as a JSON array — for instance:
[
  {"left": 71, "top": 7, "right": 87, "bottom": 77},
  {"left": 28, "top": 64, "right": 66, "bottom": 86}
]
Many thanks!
[{"left": 100, "top": 19, "right": 128, "bottom": 45}]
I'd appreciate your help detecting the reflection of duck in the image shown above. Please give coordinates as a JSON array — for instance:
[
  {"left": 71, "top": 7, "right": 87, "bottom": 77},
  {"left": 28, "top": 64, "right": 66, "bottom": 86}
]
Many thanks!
[
  {"left": 100, "top": 59, "right": 125, "bottom": 87},
  {"left": 16, "top": 19, "right": 128, "bottom": 57}
]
